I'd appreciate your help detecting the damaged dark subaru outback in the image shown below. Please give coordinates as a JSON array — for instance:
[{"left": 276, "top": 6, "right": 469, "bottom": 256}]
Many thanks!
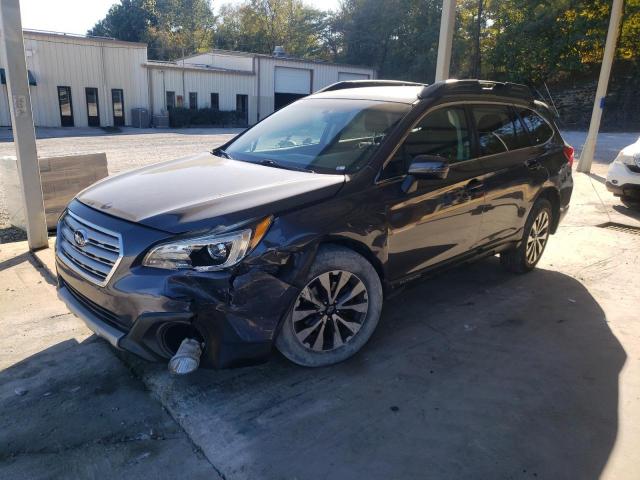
[{"left": 56, "top": 80, "right": 573, "bottom": 372}]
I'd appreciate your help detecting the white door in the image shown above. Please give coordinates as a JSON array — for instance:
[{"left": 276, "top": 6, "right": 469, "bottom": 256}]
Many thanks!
[
  {"left": 338, "top": 72, "right": 370, "bottom": 81},
  {"left": 274, "top": 67, "right": 311, "bottom": 94}
]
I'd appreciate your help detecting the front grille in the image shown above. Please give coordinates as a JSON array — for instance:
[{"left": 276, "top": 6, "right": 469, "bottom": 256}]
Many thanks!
[
  {"left": 62, "top": 279, "right": 128, "bottom": 331},
  {"left": 57, "top": 210, "right": 123, "bottom": 286}
]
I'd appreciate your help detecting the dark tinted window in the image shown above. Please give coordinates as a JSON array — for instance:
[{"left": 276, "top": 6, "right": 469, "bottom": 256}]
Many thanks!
[
  {"left": 210, "top": 92, "right": 219, "bottom": 110},
  {"left": 518, "top": 108, "right": 554, "bottom": 145},
  {"left": 226, "top": 98, "right": 410, "bottom": 174},
  {"left": 166, "top": 91, "right": 175, "bottom": 110},
  {"left": 383, "top": 107, "right": 471, "bottom": 179},
  {"left": 189, "top": 92, "right": 197, "bottom": 110},
  {"left": 472, "top": 105, "right": 530, "bottom": 156}
]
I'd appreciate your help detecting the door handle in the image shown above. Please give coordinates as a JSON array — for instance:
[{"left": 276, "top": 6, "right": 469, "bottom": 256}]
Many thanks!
[{"left": 525, "top": 158, "right": 541, "bottom": 170}]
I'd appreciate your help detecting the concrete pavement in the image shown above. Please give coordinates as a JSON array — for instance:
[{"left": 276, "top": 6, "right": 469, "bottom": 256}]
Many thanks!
[
  {"left": 1, "top": 166, "right": 639, "bottom": 479},
  {"left": 0, "top": 242, "right": 219, "bottom": 479}
]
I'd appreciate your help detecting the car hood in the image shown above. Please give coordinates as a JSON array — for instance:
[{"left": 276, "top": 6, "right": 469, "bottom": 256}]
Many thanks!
[{"left": 77, "top": 153, "right": 345, "bottom": 233}]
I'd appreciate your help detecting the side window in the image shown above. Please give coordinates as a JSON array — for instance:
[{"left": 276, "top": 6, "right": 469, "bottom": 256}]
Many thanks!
[
  {"left": 472, "top": 105, "right": 529, "bottom": 156},
  {"left": 382, "top": 107, "right": 471, "bottom": 179},
  {"left": 518, "top": 108, "right": 554, "bottom": 145}
]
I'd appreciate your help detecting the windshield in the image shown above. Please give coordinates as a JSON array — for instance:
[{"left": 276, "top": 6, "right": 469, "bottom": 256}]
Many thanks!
[{"left": 223, "top": 98, "right": 411, "bottom": 174}]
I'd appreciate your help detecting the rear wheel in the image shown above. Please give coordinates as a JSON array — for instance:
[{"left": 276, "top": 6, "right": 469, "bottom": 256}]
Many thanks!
[
  {"left": 500, "top": 198, "right": 553, "bottom": 273},
  {"left": 275, "top": 246, "right": 383, "bottom": 367}
]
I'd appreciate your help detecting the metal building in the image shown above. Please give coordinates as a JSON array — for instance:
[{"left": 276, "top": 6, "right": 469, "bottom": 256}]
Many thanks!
[{"left": 0, "top": 30, "right": 376, "bottom": 128}]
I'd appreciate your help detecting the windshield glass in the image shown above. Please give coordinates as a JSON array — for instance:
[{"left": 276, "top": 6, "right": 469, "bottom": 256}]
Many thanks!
[{"left": 223, "top": 98, "right": 411, "bottom": 174}]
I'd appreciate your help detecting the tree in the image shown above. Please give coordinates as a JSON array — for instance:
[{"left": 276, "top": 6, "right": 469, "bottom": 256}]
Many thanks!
[
  {"left": 215, "top": 0, "right": 329, "bottom": 58},
  {"left": 88, "top": 0, "right": 154, "bottom": 43},
  {"left": 88, "top": 0, "right": 216, "bottom": 60}
]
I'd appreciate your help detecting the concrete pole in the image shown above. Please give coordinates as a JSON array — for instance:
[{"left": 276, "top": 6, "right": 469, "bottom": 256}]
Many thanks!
[
  {"left": 0, "top": 0, "right": 47, "bottom": 249},
  {"left": 577, "top": 0, "right": 624, "bottom": 173},
  {"left": 435, "top": 0, "right": 457, "bottom": 82}
]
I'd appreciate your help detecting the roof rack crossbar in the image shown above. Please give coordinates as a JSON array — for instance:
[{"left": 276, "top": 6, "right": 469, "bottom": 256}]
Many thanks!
[
  {"left": 316, "top": 79, "right": 427, "bottom": 93},
  {"left": 418, "top": 80, "right": 533, "bottom": 102}
]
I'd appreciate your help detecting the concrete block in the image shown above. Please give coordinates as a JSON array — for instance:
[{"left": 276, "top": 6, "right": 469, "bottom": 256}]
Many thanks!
[{"left": 0, "top": 153, "right": 108, "bottom": 230}]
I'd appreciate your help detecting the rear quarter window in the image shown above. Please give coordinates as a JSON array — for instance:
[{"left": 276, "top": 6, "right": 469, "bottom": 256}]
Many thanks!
[{"left": 518, "top": 108, "right": 555, "bottom": 145}]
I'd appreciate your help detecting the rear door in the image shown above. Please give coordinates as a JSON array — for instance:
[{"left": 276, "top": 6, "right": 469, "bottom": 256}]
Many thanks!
[
  {"left": 380, "top": 105, "right": 487, "bottom": 279},
  {"left": 471, "top": 104, "right": 547, "bottom": 246}
]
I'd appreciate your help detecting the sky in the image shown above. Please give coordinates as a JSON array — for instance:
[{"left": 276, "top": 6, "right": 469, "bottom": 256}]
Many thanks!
[{"left": 19, "top": 0, "right": 341, "bottom": 35}]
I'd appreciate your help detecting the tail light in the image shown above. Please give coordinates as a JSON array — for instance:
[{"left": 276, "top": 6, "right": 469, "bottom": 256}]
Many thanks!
[{"left": 563, "top": 145, "right": 575, "bottom": 167}]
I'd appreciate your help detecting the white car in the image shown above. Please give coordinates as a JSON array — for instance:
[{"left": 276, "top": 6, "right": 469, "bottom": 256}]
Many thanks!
[{"left": 606, "top": 137, "right": 640, "bottom": 208}]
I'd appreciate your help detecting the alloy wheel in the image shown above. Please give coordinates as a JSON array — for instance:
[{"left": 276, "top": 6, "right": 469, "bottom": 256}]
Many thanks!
[
  {"left": 526, "top": 209, "right": 550, "bottom": 265},
  {"left": 292, "top": 270, "right": 369, "bottom": 352}
]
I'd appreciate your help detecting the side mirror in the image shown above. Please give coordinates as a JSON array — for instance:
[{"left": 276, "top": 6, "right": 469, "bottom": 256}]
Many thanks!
[{"left": 408, "top": 155, "right": 450, "bottom": 179}]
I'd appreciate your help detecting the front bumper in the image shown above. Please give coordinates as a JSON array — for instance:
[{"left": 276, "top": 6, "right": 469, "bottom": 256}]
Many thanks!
[
  {"left": 56, "top": 201, "right": 300, "bottom": 368},
  {"left": 606, "top": 161, "right": 640, "bottom": 198}
]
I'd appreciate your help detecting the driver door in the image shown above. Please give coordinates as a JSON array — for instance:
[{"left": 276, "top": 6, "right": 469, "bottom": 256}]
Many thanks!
[{"left": 380, "top": 105, "right": 487, "bottom": 280}]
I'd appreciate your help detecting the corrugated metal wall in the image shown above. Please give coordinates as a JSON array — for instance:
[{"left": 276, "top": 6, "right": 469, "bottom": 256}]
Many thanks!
[
  {"left": 257, "top": 57, "right": 375, "bottom": 121},
  {"left": 0, "top": 32, "right": 376, "bottom": 128},
  {"left": 148, "top": 67, "right": 257, "bottom": 123},
  {"left": 183, "top": 52, "right": 253, "bottom": 72},
  {"left": 0, "top": 32, "right": 149, "bottom": 127}
]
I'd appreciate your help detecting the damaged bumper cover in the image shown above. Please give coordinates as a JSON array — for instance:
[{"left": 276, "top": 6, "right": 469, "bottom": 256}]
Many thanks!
[{"left": 55, "top": 201, "right": 306, "bottom": 369}]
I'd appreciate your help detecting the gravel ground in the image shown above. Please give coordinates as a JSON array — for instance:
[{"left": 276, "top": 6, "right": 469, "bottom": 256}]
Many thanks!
[
  {"left": 0, "top": 127, "right": 241, "bottom": 243},
  {"left": 0, "top": 127, "right": 637, "bottom": 243}
]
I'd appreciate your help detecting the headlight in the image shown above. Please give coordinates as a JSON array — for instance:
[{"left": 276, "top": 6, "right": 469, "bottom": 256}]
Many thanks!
[
  {"left": 143, "top": 216, "right": 272, "bottom": 271},
  {"left": 618, "top": 152, "right": 640, "bottom": 168}
]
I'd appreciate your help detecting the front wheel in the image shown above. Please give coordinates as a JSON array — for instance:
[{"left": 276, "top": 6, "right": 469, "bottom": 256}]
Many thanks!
[
  {"left": 500, "top": 198, "right": 553, "bottom": 273},
  {"left": 275, "top": 246, "right": 383, "bottom": 367}
]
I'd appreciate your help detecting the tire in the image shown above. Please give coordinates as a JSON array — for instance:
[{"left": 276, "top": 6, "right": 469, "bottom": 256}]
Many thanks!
[
  {"left": 275, "top": 245, "right": 383, "bottom": 367},
  {"left": 500, "top": 198, "right": 553, "bottom": 273}
]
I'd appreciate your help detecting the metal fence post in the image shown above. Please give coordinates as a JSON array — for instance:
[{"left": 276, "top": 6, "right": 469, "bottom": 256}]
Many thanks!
[
  {"left": 0, "top": 0, "right": 47, "bottom": 249},
  {"left": 435, "top": 0, "right": 457, "bottom": 82},
  {"left": 577, "top": 0, "right": 624, "bottom": 173}
]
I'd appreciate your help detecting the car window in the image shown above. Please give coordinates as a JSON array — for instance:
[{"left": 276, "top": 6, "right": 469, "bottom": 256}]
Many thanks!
[
  {"left": 382, "top": 107, "right": 471, "bottom": 179},
  {"left": 472, "top": 105, "right": 530, "bottom": 156},
  {"left": 518, "top": 108, "right": 554, "bottom": 145},
  {"left": 225, "top": 98, "right": 410, "bottom": 174}
]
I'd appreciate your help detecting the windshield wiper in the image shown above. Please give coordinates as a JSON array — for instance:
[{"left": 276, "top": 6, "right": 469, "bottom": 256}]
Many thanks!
[
  {"left": 256, "top": 159, "right": 315, "bottom": 173},
  {"left": 212, "top": 148, "right": 232, "bottom": 159}
]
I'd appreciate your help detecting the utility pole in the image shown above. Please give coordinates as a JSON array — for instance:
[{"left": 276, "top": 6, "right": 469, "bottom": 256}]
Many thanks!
[
  {"left": 435, "top": 0, "right": 457, "bottom": 82},
  {"left": 0, "top": 0, "right": 47, "bottom": 249},
  {"left": 577, "top": 0, "right": 624, "bottom": 173}
]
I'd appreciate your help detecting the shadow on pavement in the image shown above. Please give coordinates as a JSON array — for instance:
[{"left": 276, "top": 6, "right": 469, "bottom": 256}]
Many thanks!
[
  {"left": 612, "top": 204, "right": 640, "bottom": 222},
  {"left": 143, "top": 258, "right": 625, "bottom": 480},
  {"left": 0, "top": 337, "right": 214, "bottom": 479}
]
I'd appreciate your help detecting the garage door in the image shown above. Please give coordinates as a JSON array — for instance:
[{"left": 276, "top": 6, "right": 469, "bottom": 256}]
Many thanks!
[
  {"left": 275, "top": 67, "right": 311, "bottom": 94},
  {"left": 338, "top": 72, "right": 370, "bottom": 81}
]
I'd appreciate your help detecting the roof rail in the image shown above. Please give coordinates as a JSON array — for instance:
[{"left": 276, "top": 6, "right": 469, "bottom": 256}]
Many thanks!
[
  {"left": 418, "top": 79, "right": 533, "bottom": 102},
  {"left": 316, "top": 79, "right": 427, "bottom": 93}
]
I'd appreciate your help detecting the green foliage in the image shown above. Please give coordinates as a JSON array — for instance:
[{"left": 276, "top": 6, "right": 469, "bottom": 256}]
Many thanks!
[
  {"left": 168, "top": 107, "right": 245, "bottom": 128},
  {"left": 88, "top": 0, "right": 216, "bottom": 60},
  {"left": 215, "top": 0, "right": 330, "bottom": 58},
  {"left": 90, "top": 0, "right": 640, "bottom": 85}
]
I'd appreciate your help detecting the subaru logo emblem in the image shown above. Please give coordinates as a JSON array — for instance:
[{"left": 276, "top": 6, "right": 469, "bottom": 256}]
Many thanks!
[{"left": 74, "top": 229, "right": 88, "bottom": 248}]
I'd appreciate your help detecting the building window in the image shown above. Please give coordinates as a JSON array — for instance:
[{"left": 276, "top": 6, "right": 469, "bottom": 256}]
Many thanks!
[
  {"left": 189, "top": 92, "right": 197, "bottom": 110},
  {"left": 57, "top": 86, "right": 74, "bottom": 127},
  {"left": 166, "top": 91, "right": 175, "bottom": 110},
  {"left": 111, "top": 89, "right": 125, "bottom": 127},
  {"left": 85, "top": 87, "right": 100, "bottom": 127},
  {"left": 210, "top": 93, "right": 219, "bottom": 110},
  {"left": 236, "top": 94, "right": 248, "bottom": 125}
]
